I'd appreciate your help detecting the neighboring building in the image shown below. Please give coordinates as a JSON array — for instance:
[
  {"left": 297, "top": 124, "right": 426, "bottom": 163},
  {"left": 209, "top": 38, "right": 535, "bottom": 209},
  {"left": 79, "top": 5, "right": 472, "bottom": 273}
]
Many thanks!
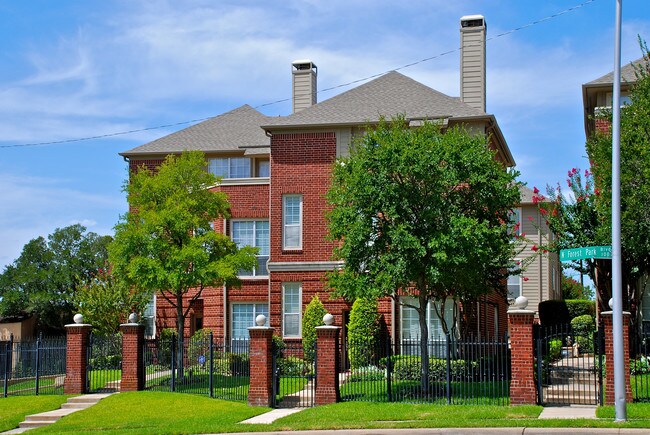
[
  {"left": 122, "top": 15, "right": 524, "bottom": 345},
  {"left": 582, "top": 55, "right": 650, "bottom": 335},
  {"left": 508, "top": 186, "right": 562, "bottom": 315},
  {"left": 582, "top": 56, "right": 645, "bottom": 136},
  {"left": 0, "top": 313, "right": 37, "bottom": 341}
]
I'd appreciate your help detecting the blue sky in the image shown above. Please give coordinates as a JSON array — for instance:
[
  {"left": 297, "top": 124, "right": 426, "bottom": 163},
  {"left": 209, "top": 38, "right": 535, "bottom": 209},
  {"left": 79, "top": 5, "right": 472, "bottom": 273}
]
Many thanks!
[{"left": 0, "top": 0, "right": 648, "bottom": 269}]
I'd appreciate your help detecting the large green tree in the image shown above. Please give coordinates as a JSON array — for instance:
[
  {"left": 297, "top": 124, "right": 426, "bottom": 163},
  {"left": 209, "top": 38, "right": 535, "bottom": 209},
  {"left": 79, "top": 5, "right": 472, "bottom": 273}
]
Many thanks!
[
  {"left": 585, "top": 41, "right": 650, "bottom": 319},
  {"left": 109, "top": 151, "right": 256, "bottom": 375},
  {"left": 0, "top": 224, "right": 111, "bottom": 333},
  {"left": 326, "top": 117, "right": 520, "bottom": 393}
]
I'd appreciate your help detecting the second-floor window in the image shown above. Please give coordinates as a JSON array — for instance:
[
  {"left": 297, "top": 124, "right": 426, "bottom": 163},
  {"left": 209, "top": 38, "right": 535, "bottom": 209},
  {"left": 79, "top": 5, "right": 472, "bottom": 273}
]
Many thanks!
[
  {"left": 283, "top": 195, "right": 302, "bottom": 249},
  {"left": 231, "top": 220, "right": 269, "bottom": 277},
  {"left": 508, "top": 260, "right": 522, "bottom": 300},
  {"left": 208, "top": 157, "right": 270, "bottom": 179}
]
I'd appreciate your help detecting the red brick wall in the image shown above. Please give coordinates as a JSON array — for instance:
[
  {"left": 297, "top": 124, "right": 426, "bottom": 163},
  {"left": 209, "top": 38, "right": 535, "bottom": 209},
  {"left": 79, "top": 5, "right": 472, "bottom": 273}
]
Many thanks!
[
  {"left": 248, "top": 327, "right": 274, "bottom": 406},
  {"left": 603, "top": 312, "right": 633, "bottom": 405},
  {"left": 508, "top": 311, "right": 537, "bottom": 405},
  {"left": 269, "top": 271, "right": 352, "bottom": 339},
  {"left": 64, "top": 324, "right": 92, "bottom": 394},
  {"left": 315, "top": 327, "right": 340, "bottom": 404},
  {"left": 595, "top": 118, "right": 611, "bottom": 134},
  {"left": 270, "top": 132, "right": 338, "bottom": 262},
  {"left": 120, "top": 324, "right": 144, "bottom": 391}
]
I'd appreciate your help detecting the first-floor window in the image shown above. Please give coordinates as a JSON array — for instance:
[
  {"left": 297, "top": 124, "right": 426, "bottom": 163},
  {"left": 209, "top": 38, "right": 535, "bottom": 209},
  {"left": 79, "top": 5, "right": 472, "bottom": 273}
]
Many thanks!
[
  {"left": 231, "top": 303, "right": 269, "bottom": 342},
  {"left": 143, "top": 294, "right": 156, "bottom": 338},
  {"left": 282, "top": 283, "right": 302, "bottom": 337},
  {"left": 400, "top": 297, "right": 455, "bottom": 343}
]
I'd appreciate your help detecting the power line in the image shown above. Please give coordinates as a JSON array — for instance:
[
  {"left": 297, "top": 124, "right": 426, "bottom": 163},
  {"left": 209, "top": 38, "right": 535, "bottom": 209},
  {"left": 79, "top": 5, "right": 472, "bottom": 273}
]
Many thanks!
[{"left": 1, "top": 0, "right": 597, "bottom": 149}]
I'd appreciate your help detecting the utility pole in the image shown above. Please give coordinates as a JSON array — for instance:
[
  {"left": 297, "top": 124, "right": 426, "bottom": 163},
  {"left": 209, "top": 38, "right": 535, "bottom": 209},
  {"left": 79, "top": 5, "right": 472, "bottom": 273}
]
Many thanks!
[{"left": 611, "top": 0, "right": 627, "bottom": 422}]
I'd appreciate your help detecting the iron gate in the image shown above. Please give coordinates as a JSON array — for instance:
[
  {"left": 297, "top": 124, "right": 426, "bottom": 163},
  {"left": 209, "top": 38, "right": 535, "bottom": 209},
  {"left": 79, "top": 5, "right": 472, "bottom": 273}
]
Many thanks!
[
  {"left": 272, "top": 341, "right": 316, "bottom": 408},
  {"left": 535, "top": 324, "right": 603, "bottom": 405},
  {"left": 87, "top": 333, "right": 122, "bottom": 393}
]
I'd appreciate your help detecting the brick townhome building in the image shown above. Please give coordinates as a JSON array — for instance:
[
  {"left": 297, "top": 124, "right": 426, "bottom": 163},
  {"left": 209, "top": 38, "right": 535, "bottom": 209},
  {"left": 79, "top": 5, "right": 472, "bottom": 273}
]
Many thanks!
[{"left": 121, "top": 15, "right": 556, "bottom": 346}]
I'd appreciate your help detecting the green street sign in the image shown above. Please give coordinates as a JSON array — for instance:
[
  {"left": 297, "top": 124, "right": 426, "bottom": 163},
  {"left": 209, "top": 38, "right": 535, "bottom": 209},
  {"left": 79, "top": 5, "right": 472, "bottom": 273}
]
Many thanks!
[{"left": 560, "top": 245, "right": 612, "bottom": 262}]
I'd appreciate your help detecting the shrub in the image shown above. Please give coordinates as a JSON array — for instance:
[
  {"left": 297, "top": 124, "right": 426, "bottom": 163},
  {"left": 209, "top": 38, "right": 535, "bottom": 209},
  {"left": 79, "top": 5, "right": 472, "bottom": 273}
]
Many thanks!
[
  {"left": 548, "top": 338, "right": 563, "bottom": 362},
  {"left": 631, "top": 356, "right": 650, "bottom": 375},
  {"left": 392, "top": 356, "right": 475, "bottom": 382},
  {"left": 571, "top": 314, "right": 595, "bottom": 354},
  {"left": 188, "top": 329, "right": 213, "bottom": 366},
  {"left": 348, "top": 365, "right": 385, "bottom": 382},
  {"left": 302, "top": 294, "right": 327, "bottom": 364},
  {"left": 566, "top": 300, "right": 596, "bottom": 320},
  {"left": 347, "top": 297, "right": 380, "bottom": 369},
  {"left": 156, "top": 328, "right": 177, "bottom": 367},
  {"left": 277, "top": 356, "right": 308, "bottom": 376},
  {"left": 539, "top": 300, "right": 570, "bottom": 326}
]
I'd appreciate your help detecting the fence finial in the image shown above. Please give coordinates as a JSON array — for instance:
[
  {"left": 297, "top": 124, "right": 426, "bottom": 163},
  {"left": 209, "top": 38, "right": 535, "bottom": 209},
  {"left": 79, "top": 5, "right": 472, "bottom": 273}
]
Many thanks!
[
  {"left": 73, "top": 313, "right": 84, "bottom": 324},
  {"left": 255, "top": 314, "right": 267, "bottom": 326},
  {"left": 323, "top": 313, "right": 334, "bottom": 326}
]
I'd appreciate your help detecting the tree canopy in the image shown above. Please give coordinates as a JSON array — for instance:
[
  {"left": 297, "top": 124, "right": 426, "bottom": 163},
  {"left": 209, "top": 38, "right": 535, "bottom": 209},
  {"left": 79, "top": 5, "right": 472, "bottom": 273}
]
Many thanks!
[
  {"left": 109, "top": 151, "right": 256, "bottom": 373},
  {"left": 326, "top": 116, "right": 520, "bottom": 391},
  {"left": 0, "top": 224, "right": 111, "bottom": 333}
]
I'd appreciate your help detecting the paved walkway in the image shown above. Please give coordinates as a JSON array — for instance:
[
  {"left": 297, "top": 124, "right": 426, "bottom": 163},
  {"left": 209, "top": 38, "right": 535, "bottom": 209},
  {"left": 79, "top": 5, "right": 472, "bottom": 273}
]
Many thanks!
[{"left": 538, "top": 405, "right": 597, "bottom": 419}]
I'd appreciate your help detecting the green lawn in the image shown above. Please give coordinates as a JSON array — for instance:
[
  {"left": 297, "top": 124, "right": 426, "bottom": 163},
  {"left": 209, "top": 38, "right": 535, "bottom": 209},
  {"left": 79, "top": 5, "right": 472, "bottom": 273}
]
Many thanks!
[
  {"left": 4, "top": 376, "right": 57, "bottom": 394},
  {"left": 87, "top": 369, "right": 121, "bottom": 391},
  {"left": 340, "top": 379, "right": 509, "bottom": 405},
  {"left": 0, "top": 395, "right": 68, "bottom": 432},
  {"left": 18, "top": 391, "right": 650, "bottom": 434},
  {"left": 33, "top": 392, "right": 268, "bottom": 434}
]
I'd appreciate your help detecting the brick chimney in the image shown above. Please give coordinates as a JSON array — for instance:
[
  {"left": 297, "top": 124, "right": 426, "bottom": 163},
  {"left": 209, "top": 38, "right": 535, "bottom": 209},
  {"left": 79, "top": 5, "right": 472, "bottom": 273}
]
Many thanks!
[
  {"left": 460, "top": 15, "right": 486, "bottom": 112},
  {"left": 292, "top": 59, "right": 317, "bottom": 113}
]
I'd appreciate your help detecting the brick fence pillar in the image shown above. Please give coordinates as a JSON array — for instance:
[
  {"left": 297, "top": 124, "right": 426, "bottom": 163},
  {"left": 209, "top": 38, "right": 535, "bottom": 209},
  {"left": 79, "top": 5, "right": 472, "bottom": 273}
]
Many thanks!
[
  {"left": 508, "top": 307, "right": 536, "bottom": 405},
  {"left": 120, "top": 322, "right": 145, "bottom": 392},
  {"left": 64, "top": 318, "right": 92, "bottom": 394},
  {"left": 601, "top": 311, "right": 633, "bottom": 405},
  {"left": 248, "top": 323, "right": 274, "bottom": 407},
  {"left": 315, "top": 323, "right": 340, "bottom": 405}
]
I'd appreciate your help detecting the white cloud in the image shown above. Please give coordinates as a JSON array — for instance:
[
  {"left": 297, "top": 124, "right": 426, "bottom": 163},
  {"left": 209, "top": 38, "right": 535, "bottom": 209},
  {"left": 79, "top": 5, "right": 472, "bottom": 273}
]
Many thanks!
[{"left": 0, "top": 172, "right": 123, "bottom": 269}]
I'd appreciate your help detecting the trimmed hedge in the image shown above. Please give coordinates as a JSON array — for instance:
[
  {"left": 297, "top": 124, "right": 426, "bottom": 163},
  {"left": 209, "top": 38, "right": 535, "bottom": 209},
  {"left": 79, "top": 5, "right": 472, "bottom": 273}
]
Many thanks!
[
  {"left": 571, "top": 314, "right": 595, "bottom": 353},
  {"left": 302, "top": 295, "right": 327, "bottom": 364},
  {"left": 348, "top": 297, "right": 380, "bottom": 369},
  {"left": 392, "top": 356, "right": 477, "bottom": 382},
  {"left": 566, "top": 299, "right": 596, "bottom": 320}
]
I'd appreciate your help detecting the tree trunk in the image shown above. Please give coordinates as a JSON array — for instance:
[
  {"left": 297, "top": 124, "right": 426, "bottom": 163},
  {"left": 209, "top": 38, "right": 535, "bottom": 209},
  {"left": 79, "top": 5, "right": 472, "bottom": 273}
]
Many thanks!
[
  {"left": 418, "top": 292, "right": 430, "bottom": 397},
  {"left": 176, "top": 293, "right": 185, "bottom": 380}
]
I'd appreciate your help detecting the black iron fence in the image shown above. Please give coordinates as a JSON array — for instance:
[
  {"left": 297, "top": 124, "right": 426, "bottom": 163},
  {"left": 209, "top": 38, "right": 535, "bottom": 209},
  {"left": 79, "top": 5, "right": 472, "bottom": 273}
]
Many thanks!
[
  {"left": 631, "top": 333, "right": 650, "bottom": 402},
  {"left": 534, "top": 324, "right": 603, "bottom": 406},
  {"left": 272, "top": 340, "right": 315, "bottom": 408},
  {"left": 87, "top": 333, "right": 123, "bottom": 393},
  {"left": 341, "top": 334, "right": 510, "bottom": 405},
  {"left": 1, "top": 335, "right": 66, "bottom": 397},
  {"left": 144, "top": 333, "right": 249, "bottom": 401}
]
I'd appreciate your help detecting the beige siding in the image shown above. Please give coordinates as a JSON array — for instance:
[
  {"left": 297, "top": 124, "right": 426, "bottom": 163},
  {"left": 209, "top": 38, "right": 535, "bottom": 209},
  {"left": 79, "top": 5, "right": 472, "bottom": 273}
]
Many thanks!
[
  {"left": 460, "top": 26, "right": 486, "bottom": 111},
  {"left": 517, "top": 204, "right": 560, "bottom": 315}
]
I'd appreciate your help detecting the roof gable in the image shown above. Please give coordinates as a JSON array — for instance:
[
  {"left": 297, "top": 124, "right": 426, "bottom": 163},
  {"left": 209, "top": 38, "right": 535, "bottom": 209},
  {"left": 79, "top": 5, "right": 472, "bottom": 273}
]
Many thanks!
[{"left": 585, "top": 57, "right": 647, "bottom": 86}]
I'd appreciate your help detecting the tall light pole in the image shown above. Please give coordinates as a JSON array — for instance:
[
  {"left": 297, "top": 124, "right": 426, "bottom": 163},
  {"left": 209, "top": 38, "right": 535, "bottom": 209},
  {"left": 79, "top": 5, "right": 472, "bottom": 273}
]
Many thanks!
[{"left": 611, "top": 0, "right": 627, "bottom": 422}]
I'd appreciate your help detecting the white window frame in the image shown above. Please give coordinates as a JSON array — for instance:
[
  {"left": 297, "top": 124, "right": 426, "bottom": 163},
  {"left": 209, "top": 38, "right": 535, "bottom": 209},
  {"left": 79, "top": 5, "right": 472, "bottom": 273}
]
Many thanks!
[
  {"left": 282, "top": 283, "right": 302, "bottom": 338},
  {"left": 230, "top": 219, "right": 269, "bottom": 278},
  {"left": 208, "top": 157, "right": 252, "bottom": 179},
  {"left": 282, "top": 194, "right": 303, "bottom": 250},
  {"left": 508, "top": 259, "right": 523, "bottom": 300},
  {"left": 143, "top": 294, "right": 156, "bottom": 339},
  {"left": 230, "top": 302, "right": 269, "bottom": 342},
  {"left": 399, "top": 297, "right": 455, "bottom": 343}
]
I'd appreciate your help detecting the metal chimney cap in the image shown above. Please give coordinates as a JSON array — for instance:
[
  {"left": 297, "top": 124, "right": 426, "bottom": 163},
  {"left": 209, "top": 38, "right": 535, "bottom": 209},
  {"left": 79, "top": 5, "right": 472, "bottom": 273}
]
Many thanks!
[
  {"left": 460, "top": 15, "right": 485, "bottom": 28},
  {"left": 292, "top": 59, "right": 317, "bottom": 71}
]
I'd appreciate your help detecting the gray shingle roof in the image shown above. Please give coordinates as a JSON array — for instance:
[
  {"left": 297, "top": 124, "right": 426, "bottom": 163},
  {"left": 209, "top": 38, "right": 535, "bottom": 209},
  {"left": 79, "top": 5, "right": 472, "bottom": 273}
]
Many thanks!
[
  {"left": 519, "top": 185, "right": 536, "bottom": 204},
  {"left": 120, "top": 105, "right": 271, "bottom": 156},
  {"left": 263, "top": 71, "right": 487, "bottom": 129},
  {"left": 585, "top": 57, "right": 647, "bottom": 86}
]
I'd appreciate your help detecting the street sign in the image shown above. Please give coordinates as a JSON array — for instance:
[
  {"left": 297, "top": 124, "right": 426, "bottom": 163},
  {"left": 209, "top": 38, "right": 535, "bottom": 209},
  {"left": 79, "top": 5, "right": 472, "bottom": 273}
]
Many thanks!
[{"left": 559, "top": 245, "right": 612, "bottom": 262}]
